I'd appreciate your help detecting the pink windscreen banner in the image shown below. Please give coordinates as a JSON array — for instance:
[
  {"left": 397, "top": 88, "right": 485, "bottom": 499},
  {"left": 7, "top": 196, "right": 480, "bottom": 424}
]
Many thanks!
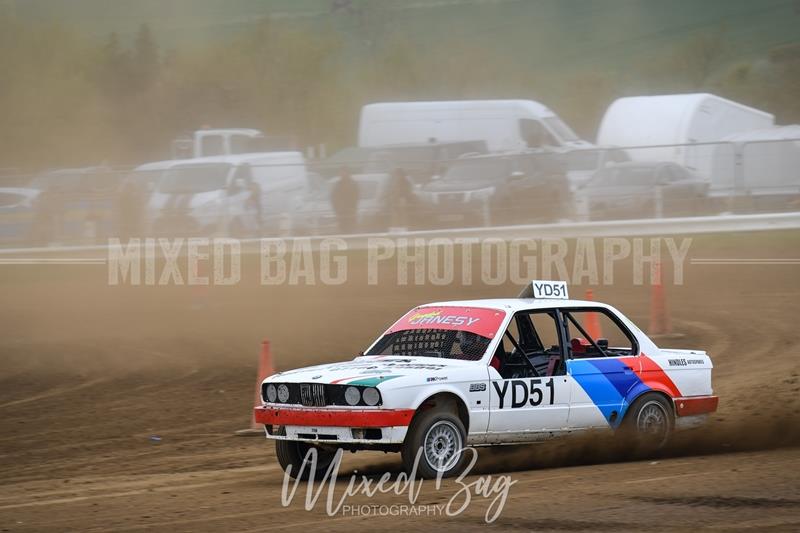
[{"left": 386, "top": 306, "right": 507, "bottom": 338}]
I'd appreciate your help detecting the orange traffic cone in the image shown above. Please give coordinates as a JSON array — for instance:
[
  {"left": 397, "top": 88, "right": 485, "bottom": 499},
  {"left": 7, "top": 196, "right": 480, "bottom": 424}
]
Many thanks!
[
  {"left": 649, "top": 262, "right": 672, "bottom": 336},
  {"left": 584, "top": 289, "right": 603, "bottom": 340},
  {"left": 236, "top": 340, "right": 275, "bottom": 436}
]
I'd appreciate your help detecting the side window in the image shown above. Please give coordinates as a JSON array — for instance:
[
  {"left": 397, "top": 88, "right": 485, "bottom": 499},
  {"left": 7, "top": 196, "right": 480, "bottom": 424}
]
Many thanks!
[
  {"left": 529, "top": 312, "right": 562, "bottom": 355},
  {"left": 229, "top": 135, "right": 245, "bottom": 154},
  {"left": 201, "top": 135, "right": 225, "bottom": 157},
  {"left": 520, "top": 119, "right": 548, "bottom": 148},
  {"left": 493, "top": 310, "right": 565, "bottom": 378},
  {"left": 562, "top": 308, "right": 637, "bottom": 358}
]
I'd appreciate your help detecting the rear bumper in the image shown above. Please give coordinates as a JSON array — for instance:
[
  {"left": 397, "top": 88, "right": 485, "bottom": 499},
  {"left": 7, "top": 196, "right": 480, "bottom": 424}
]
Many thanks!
[
  {"left": 673, "top": 395, "right": 719, "bottom": 416},
  {"left": 253, "top": 405, "right": 415, "bottom": 428}
]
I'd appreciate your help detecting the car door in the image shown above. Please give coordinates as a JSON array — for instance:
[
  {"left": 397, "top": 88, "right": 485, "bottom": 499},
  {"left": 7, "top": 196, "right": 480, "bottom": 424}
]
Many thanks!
[
  {"left": 487, "top": 310, "right": 571, "bottom": 439},
  {"left": 561, "top": 306, "right": 642, "bottom": 430}
]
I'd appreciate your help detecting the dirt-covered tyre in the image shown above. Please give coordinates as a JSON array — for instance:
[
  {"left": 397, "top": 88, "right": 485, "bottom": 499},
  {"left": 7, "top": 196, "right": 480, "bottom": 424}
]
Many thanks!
[
  {"left": 275, "top": 440, "right": 337, "bottom": 481},
  {"left": 401, "top": 409, "right": 468, "bottom": 479},
  {"left": 622, "top": 393, "right": 674, "bottom": 452}
]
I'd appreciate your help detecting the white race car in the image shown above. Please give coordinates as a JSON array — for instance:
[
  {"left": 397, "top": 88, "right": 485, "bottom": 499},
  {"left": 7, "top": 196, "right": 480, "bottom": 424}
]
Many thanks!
[{"left": 255, "top": 280, "right": 718, "bottom": 479}]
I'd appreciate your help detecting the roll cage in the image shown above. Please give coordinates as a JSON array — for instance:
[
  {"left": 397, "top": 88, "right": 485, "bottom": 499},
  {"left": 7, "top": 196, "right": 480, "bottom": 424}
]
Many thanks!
[{"left": 492, "top": 305, "right": 640, "bottom": 378}]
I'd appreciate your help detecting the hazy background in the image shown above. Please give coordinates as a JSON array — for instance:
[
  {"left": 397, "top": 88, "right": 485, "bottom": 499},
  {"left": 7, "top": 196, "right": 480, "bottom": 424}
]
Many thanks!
[{"left": 1, "top": 0, "right": 799, "bottom": 170}]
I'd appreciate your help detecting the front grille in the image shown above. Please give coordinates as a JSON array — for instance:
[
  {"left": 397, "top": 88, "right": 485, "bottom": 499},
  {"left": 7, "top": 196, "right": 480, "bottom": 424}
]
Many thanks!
[
  {"left": 262, "top": 382, "right": 382, "bottom": 407},
  {"left": 300, "top": 383, "right": 326, "bottom": 407}
]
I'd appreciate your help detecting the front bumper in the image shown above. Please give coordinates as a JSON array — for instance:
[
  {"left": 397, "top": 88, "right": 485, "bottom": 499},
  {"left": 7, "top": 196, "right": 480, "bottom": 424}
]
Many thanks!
[
  {"left": 254, "top": 405, "right": 414, "bottom": 427},
  {"left": 254, "top": 405, "right": 414, "bottom": 445}
]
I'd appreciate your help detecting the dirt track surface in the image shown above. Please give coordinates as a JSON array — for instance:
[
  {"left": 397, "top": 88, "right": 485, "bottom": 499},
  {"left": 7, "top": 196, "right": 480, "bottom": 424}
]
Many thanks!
[{"left": 1, "top": 232, "right": 799, "bottom": 531}]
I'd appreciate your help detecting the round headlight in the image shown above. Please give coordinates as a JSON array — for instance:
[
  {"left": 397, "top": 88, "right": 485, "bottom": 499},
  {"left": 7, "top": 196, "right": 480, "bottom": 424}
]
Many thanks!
[
  {"left": 265, "top": 384, "right": 277, "bottom": 403},
  {"left": 362, "top": 387, "right": 380, "bottom": 406},
  {"left": 277, "top": 384, "right": 290, "bottom": 403},
  {"left": 344, "top": 386, "right": 361, "bottom": 406}
]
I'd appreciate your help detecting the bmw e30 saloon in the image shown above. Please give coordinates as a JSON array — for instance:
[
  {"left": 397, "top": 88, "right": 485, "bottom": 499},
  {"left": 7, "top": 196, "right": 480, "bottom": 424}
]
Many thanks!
[{"left": 254, "top": 281, "right": 718, "bottom": 479}]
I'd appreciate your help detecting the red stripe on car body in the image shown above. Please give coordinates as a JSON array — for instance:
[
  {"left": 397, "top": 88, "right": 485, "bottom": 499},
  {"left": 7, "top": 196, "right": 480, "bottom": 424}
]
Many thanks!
[{"left": 636, "top": 354, "right": 682, "bottom": 397}]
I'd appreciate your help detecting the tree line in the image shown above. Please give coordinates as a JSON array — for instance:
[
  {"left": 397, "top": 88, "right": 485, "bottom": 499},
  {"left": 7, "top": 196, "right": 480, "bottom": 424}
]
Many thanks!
[{"left": 0, "top": 7, "right": 797, "bottom": 172}]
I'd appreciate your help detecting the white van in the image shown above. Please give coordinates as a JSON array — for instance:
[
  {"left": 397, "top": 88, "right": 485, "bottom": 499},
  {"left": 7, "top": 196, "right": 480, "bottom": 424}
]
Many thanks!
[
  {"left": 597, "top": 93, "right": 775, "bottom": 180},
  {"left": 358, "top": 100, "right": 593, "bottom": 152},
  {"left": 144, "top": 152, "right": 307, "bottom": 236}
]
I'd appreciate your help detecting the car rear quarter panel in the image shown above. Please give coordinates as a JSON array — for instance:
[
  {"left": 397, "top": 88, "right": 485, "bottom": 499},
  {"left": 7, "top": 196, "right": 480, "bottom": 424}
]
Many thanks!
[{"left": 649, "top": 349, "right": 714, "bottom": 398}]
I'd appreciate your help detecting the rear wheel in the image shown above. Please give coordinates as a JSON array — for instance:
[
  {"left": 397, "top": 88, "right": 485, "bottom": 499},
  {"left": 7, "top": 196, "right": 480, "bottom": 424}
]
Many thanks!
[
  {"left": 402, "top": 409, "right": 467, "bottom": 479},
  {"left": 275, "top": 440, "right": 337, "bottom": 480},
  {"left": 622, "top": 393, "right": 674, "bottom": 451}
]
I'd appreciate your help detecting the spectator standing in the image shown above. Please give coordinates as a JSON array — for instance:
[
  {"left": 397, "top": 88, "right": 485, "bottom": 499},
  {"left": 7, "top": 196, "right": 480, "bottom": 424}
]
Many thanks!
[
  {"left": 331, "top": 166, "right": 359, "bottom": 234},
  {"left": 389, "top": 167, "right": 413, "bottom": 230}
]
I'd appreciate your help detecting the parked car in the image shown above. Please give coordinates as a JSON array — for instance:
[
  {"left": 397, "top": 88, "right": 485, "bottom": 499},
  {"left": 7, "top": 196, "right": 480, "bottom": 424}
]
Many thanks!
[
  {"left": 561, "top": 146, "right": 630, "bottom": 190},
  {"left": 148, "top": 160, "right": 257, "bottom": 237},
  {"left": 577, "top": 162, "right": 709, "bottom": 220},
  {"left": 146, "top": 152, "right": 307, "bottom": 237},
  {"left": 416, "top": 151, "right": 569, "bottom": 228},
  {"left": 0, "top": 188, "right": 39, "bottom": 245},
  {"left": 27, "top": 166, "right": 120, "bottom": 245},
  {"left": 315, "top": 140, "right": 488, "bottom": 185}
]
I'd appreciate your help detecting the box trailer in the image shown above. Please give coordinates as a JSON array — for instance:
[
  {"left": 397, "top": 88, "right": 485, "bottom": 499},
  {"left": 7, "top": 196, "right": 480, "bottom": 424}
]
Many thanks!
[
  {"left": 709, "top": 125, "right": 800, "bottom": 206},
  {"left": 597, "top": 93, "right": 774, "bottom": 180}
]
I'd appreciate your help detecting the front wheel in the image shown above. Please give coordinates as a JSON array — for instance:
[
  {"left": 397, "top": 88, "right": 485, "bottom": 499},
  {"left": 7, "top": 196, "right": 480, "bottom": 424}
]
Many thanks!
[
  {"left": 402, "top": 409, "right": 468, "bottom": 479},
  {"left": 275, "top": 440, "right": 337, "bottom": 480}
]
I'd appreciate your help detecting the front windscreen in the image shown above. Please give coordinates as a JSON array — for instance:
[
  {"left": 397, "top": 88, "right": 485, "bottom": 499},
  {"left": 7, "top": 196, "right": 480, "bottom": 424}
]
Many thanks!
[
  {"left": 365, "top": 306, "right": 506, "bottom": 361},
  {"left": 543, "top": 116, "right": 579, "bottom": 142}
]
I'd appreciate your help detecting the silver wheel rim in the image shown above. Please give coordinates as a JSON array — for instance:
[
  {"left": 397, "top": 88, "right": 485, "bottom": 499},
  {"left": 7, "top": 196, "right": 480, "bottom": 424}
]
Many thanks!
[
  {"left": 423, "top": 421, "right": 462, "bottom": 472},
  {"left": 636, "top": 400, "right": 669, "bottom": 443}
]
